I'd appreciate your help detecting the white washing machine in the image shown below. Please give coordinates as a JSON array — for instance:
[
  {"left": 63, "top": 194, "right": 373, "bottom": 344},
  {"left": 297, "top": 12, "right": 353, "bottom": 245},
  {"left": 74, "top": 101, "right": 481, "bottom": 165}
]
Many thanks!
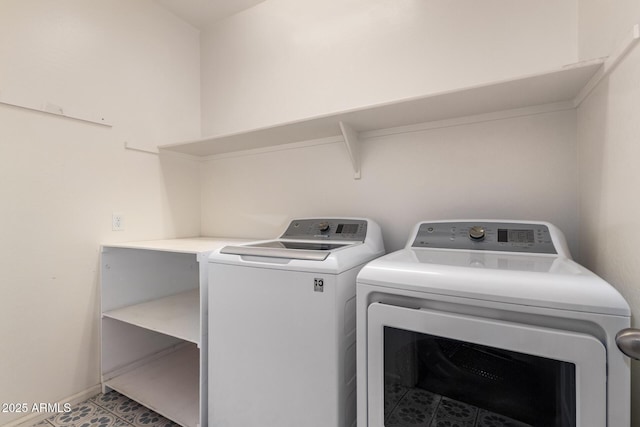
[
  {"left": 209, "top": 218, "right": 385, "bottom": 427},
  {"left": 357, "top": 220, "right": 631, "bottom": 427}
]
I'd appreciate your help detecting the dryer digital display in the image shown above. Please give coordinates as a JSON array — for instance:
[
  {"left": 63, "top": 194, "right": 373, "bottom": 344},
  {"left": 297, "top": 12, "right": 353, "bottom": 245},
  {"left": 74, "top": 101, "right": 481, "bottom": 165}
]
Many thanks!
[
  {"left": 498, "top": 229, "right": 535, "bottom": 243},
  {"left": 336, "top": 223, "right": 358, "bottom": 234}
]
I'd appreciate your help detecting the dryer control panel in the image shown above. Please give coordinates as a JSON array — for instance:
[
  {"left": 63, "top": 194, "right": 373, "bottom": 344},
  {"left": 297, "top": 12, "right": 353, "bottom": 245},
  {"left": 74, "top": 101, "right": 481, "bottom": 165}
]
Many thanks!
[
  {"left": 411, "top": 221, "right": 556, "bottom": 254},
  {"left": 281, "top": 219, "right": 368, "bottom": 241}
]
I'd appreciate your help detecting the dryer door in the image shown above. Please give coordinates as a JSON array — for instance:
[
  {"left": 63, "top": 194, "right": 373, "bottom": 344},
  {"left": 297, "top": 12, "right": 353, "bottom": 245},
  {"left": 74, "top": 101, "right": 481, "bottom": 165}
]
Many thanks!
[{"left": 367, "top": 302, "right": 606, "bottom": 427}]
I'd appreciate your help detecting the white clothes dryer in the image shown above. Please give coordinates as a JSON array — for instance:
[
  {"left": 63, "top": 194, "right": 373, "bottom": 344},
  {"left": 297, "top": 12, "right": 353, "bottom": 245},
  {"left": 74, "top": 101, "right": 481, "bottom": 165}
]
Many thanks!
[
  {"left": 357, "top": 220, "right": 630, "bottom": 427},
  {"left": 209, "top": 218, "right": 385, "bottom": 427}
]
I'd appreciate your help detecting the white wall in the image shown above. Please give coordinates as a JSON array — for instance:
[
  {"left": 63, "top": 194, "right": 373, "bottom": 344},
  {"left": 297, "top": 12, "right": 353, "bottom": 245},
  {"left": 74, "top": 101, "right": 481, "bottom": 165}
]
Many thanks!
[
  {"left": 577, "top": 3, "right": 640, "bottom": 425},
  {"left": 0, "top": 1, "right": 201, "bottom": 425},
  {"left": 200, "top": 0, "right": 578, "bottom": 136},
  {"left": 201, "top": 110, "right": 579, "bottom": 253}
]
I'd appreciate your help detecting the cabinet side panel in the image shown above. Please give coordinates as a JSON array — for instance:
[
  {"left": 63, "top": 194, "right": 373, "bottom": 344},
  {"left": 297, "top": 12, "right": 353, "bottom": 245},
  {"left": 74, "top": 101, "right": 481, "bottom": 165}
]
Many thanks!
[{"left": 198, "top": 257, "right": 209, "bottom": 427}]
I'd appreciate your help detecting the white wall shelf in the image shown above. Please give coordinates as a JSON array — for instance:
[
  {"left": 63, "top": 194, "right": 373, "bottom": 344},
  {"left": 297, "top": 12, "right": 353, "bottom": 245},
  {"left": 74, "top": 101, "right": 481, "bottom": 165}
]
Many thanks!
[
  {"left": 101, "top": 237, "right": 251, "bottom": 427},
  {"left": 158, "top": 58, "right": 606, "bottom": 165}
]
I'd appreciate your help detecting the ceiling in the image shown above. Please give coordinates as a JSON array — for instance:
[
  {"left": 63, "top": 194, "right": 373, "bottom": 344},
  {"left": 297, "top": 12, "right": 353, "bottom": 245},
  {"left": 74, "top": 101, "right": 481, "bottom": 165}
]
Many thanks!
[{"left": 154, "top": 0, "right": 265, "bottom": 29}]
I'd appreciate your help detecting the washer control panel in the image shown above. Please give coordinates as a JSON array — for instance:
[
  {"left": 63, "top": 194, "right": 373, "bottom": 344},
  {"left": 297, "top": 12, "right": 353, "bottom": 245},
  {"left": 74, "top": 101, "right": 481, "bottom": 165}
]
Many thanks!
[
  {"left": 281, "top": 219, "right": 368, "bottom": 241},
  {"left": 411, "top": 221, "right": 556, "bottom": 254}
]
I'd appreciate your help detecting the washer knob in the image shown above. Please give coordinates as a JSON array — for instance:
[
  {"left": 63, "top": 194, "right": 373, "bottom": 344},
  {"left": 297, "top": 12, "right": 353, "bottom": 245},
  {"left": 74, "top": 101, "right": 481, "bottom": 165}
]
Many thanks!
[
  {"left": 469, "top": 226, "right": 486, "bottom": 241},
  {"left": 318, "top": 222, "right": 330, "bottom": 232}
]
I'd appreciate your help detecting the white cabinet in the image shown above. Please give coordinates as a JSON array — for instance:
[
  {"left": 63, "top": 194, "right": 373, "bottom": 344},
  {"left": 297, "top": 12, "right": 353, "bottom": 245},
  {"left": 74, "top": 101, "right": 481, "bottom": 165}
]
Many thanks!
[{"left": 100, "top": 238, "right": 249, "bottom": 427}]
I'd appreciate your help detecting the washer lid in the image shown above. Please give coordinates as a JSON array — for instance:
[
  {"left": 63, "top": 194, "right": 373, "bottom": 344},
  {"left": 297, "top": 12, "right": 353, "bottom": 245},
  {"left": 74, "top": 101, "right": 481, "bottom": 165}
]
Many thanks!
[
  {"left": 220, "top": 240, "right": 353, "bottom": 261},
  {"left": 250, "top": 241, "right": 350, "bottom": 251},
  {"left": 357, "top": 248, "right": 630, "bottom": 316},
  {"left": 210, "top": 217, "right": 385, "bottom": 273}
]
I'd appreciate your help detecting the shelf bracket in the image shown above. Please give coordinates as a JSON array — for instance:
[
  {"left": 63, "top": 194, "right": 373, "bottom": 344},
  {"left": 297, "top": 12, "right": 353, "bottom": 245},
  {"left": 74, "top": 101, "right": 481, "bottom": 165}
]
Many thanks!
[
  {"left": 574, "top": 23, "right": 640, "bottom": 107},
  {"left": 339, "top": 121, "right": 361, "bottom": 179}
]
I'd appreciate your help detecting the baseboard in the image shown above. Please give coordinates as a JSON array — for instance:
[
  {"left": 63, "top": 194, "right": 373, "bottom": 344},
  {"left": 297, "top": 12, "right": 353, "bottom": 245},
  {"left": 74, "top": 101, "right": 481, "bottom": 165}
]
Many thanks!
[{"left": 2, "top": 385, "right": 102, "bottom": 427}]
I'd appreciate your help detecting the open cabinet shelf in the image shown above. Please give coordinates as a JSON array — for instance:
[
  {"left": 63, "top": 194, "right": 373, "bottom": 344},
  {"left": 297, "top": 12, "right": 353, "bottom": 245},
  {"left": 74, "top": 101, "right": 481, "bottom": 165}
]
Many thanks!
[
  {"left": 103, "top": 289, "right": 200, "bottom": 344},
  {"left": 105, "top": 344, "right": 199, "bottom": 427},
  {"left": 158, "top": 58, "right": 605, "bottom": 161},
  {"left": 101, "top": 237, "right": 251, "bottom": 427}
]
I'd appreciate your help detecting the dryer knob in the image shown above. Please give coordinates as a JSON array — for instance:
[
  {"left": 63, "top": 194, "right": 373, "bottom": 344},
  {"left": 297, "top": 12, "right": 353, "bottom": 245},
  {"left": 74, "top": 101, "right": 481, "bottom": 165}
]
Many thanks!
[
  {"left": 318, "top": 222, "right": 330, "bottom": 232},
  {"left": 469, "top": 226, "right": 486, "bottom": 241}
]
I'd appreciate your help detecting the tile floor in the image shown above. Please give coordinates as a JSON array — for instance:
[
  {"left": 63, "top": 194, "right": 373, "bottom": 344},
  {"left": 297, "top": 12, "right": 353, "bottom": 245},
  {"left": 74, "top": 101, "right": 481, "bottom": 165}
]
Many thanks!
[
  {"left": 385, "top": 383, "right": 532, "bottom": 427},
  {"left": 33, "top": 391, "right": 179, "bottom": 427},
  {"left": 31, "top": 385, "right": 532, "bottom": 427}
]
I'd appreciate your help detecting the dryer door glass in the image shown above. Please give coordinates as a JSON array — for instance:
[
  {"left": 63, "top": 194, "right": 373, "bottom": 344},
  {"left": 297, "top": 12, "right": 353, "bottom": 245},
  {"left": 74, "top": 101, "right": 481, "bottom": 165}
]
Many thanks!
[
  {"left": 384, "top": 327, "right": 575, "bottom": 427},
  {"left": 366, "top": 303, "right": 607, "bottom": 427}
]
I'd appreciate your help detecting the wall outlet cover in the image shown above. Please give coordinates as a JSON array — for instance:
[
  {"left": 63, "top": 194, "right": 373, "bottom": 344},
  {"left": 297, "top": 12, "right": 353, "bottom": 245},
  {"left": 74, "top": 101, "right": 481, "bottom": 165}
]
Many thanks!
[{"left": 112, "top": 213, "right": 124, "bottom": 231}]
